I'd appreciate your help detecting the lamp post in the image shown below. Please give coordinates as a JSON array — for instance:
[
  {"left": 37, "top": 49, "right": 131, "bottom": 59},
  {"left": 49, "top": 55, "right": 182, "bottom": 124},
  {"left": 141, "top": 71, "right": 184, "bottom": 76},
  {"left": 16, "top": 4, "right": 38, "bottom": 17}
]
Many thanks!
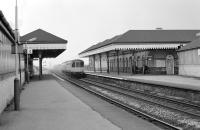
[
  {"left": 25, "top": 41, "right": 29, "bottom": 83},
  {"left": 14, "top": 0, "right": 20, "bottom": 111}
]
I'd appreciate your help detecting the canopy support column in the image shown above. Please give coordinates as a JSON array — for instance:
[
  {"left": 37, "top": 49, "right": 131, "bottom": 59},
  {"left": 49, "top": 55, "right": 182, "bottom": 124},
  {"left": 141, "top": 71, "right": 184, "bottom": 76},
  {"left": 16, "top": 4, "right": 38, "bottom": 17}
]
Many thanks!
[
  {"left": 122, "top": 52, "right": 125, "bottom": 73},
  {"left": 93, "top": 55, "right": 96, "bottom": 72},
  {"left": 99, "top": 54, "right": 102, "bottom": 73},
  {"left": 116, "top": 50, "right": 119, "bottom": 75},
  {"left": 106, "top": 52, "right": 109, "bottom": 73},
  {"left": 131, "top": 50, "right": 135, "bottom": 74},
  {"left": 39, "top": 52, "right": 43, "bottom": 80}
]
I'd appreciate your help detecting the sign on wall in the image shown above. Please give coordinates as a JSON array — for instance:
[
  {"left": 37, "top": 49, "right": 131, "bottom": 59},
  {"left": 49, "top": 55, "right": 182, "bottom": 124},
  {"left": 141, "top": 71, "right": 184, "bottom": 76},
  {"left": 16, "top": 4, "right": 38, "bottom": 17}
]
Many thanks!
[
  {"left": 24, "top": 49, "right": 33, "bottom": 54},
  {"left": 27, "top": 49, "right": 33, "bottom": 54}
]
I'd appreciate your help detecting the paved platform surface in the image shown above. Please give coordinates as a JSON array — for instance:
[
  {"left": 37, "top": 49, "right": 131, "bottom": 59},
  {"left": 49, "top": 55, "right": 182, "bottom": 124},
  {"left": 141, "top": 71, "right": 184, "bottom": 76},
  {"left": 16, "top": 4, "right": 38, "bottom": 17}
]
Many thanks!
[
  {"left": 86, "top": 72, "right": 200, "bottom": 91},
  {"left": 53, "top": 73, "right": 162, "bottom": 130},
  {"left": 0, "top": 75, "right": 120, "bottom": 130}
]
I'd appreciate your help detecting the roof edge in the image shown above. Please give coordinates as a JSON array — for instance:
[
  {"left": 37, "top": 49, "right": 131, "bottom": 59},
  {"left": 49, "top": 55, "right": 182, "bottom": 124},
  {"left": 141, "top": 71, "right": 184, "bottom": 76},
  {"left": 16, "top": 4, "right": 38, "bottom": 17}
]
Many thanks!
[{"left": 0, "top": 11, "right": 15, "bottom": 42}]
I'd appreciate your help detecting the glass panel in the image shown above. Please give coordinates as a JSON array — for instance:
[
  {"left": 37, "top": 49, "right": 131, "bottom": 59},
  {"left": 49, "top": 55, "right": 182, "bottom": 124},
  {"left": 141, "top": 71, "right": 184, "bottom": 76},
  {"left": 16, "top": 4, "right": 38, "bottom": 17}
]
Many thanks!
[
  {"left": 80, "top": 61, "right": 84, "bottom": 67},
  {"left": 72, "top": 62, "right": 75, "bottom": 67},
  {"left": 155, "top": 60, "right": 165, "bottom": 67}
]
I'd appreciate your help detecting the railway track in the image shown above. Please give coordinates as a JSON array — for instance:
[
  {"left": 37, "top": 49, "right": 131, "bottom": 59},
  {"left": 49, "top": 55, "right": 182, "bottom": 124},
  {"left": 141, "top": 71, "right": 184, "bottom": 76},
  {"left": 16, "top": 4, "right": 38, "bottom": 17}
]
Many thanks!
[
  {"left": 53, "top": 71, "right": 200, "bottom": 130},
  {"left": 82, "top": 78, "right": 200, "bottom": 117}
]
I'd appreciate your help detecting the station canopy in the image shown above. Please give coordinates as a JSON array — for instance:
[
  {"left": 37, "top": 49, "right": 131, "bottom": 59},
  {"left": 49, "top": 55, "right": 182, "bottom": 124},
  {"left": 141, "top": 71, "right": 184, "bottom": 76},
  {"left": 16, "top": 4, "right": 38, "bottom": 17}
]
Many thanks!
[
  {"left": 20, "top": 29, "right": 67, "bottom": 58},
  {"left": 79, "top": 30, "right": 200, "bottom": 57}
]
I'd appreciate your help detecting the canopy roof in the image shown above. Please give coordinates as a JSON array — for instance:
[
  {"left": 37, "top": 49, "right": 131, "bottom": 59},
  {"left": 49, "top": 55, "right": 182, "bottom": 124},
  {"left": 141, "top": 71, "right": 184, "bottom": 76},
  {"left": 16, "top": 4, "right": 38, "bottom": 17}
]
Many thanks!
[
  {"left": 79, "top": 30, "right": 200, "bottom": 57},
  {"left": 113, "top": 30, "right": 200, "bottom": 43},
  {"left": 21, "top": 29, "right": 67, "bottom": 58},
  {"left": 20, "top": 29, "right": 67, "bottom": 43}
]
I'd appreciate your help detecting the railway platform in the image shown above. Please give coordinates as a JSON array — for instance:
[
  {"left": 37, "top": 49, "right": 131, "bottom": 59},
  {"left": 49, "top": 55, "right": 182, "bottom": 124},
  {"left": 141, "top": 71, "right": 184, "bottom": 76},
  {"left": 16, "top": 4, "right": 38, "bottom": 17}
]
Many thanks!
[
  {"left": 85, "top": 71, "right": 200, "bottom": 91},
  {"left": 0, "top": 73, "right": 120, "bottom": 130}
]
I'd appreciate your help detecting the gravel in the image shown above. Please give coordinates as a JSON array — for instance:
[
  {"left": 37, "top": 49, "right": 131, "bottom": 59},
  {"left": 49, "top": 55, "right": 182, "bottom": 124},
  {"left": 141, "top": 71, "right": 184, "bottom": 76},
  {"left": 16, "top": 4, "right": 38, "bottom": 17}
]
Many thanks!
[{"left": 91, "top": 86, "right": 200, "bottom": 129}]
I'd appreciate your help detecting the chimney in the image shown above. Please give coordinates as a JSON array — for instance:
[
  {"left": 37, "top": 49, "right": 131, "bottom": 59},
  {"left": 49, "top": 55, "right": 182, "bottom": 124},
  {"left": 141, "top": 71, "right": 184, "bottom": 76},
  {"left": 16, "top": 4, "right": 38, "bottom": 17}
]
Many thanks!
[{"left": 156, "top": 27, "right": 163, "bottom": 30}]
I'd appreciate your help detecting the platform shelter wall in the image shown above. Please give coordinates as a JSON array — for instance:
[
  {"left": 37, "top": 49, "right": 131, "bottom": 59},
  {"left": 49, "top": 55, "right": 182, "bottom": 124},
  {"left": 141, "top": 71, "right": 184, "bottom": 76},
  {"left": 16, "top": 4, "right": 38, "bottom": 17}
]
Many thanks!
[
  {"left": 0, "top": 13, "right": 25, "bottom": 114},
  {"left": 147, "top": 49, "right": 178, "bottom": 74},
  {"left": 94, "top": 54, "right": 100, "bottom": 72},
  {"left": 101, "top": 53, "right": 107, "bottom": 72},
  {"left": 0, "top": 30, "right": 16, "bottom": 114},
  {"left": 179, "top": 49, "right": 200, "bottom": 77},
  {"left": 88, "top": 56, "right": 94, "bottom": 72},
  {"left": 88, "top": 49, "right": 178, "bottom": 75},
  {"left": 0, "top": 32, "right": 15, "bottom": 74},
  {"left": 118, "top": 51, "right": 132, "bottom": 73}
]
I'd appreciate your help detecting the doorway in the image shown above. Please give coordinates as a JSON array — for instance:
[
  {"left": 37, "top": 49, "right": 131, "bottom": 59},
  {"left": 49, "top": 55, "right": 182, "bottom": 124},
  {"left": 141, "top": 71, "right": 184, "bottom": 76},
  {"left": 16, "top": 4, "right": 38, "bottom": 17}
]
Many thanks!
[{"left": 166, "top": 55, "right": 174, "bottom": 75}]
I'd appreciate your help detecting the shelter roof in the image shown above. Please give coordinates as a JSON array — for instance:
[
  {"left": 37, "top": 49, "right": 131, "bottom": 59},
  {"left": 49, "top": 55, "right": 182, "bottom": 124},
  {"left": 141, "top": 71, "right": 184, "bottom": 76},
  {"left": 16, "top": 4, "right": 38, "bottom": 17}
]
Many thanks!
[
  {"left": 80, "top": 35, "right": 122, "bottom": 54},
  {"left": 20, "top": 29, "right": 67, "bottom": 58},
  {"left": 20, "top": 29, "right": 67, "bottom": 44},
  {"left": 179, "top": 37, "right": 200, "bottom": 51},
  {"left": 79, "top": 30, "right": 200, "bottom": 55},
  {"left": 0, "top": 10, "right": 15, "bottom": 41},
  {"left": 114, "top": 30, "right": 200, "bottom": 43}
]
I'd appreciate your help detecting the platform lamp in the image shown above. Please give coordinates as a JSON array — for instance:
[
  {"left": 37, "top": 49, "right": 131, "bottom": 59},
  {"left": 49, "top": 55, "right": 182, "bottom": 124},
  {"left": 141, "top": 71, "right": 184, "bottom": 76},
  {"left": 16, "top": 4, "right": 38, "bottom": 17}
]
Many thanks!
[
  {"left": 25, "top": 37, "right": 37, "bottom": 83},
  {"left": 14, "top": 0, "right": 20, "bottom": 111}
]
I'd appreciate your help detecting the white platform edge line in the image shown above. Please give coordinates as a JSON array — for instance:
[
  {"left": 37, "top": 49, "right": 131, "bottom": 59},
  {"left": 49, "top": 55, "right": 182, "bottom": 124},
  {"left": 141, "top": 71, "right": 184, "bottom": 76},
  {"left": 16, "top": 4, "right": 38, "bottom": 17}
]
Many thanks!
[{"left": 52, "top": 73, "right": 65, "bottom": 81}]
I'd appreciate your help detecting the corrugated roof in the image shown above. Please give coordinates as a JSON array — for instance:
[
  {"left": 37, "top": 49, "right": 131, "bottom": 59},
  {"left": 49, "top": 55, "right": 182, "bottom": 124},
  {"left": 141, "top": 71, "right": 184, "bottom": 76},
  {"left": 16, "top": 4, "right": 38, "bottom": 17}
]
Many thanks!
[
  {"left": 80, "top": 30, "right": 200, "bottom": 54},
  {"left": 179, "top": 37, "right": 200, "bottom": 51},
  {"left": 20, "top": 29, "right": 67, "bottom": 44}
]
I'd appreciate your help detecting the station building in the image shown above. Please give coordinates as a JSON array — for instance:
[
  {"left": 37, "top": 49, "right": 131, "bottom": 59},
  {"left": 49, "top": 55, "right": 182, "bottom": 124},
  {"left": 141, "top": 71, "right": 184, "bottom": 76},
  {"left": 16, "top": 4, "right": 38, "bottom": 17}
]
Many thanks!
[
  {"left": 178, "top": 36, "right": 200, "bottom": 77},
  {"left": 79, "top": 30, "right": 200, "bottom": 75}
]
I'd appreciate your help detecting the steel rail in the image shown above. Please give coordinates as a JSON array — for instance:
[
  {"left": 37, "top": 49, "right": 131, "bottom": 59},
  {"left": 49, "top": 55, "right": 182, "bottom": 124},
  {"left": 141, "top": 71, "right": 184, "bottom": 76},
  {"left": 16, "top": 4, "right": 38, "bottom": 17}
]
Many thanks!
[
  {"left": 81, "top": 78, "right": 200, "bottom": 118},
  {"left": 83, "top": 77, "right": 200, "bottom": 111},
  {"left": 85, "top": 75, "right": 200, "bottom": 108}
]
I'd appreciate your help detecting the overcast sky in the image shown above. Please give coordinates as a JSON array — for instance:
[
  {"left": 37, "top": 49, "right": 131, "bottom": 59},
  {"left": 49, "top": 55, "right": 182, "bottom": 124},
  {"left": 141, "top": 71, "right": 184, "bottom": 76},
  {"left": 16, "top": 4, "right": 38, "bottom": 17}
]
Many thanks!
[{"left": 1, "top": 0, "right": 200, "bottom": 66}]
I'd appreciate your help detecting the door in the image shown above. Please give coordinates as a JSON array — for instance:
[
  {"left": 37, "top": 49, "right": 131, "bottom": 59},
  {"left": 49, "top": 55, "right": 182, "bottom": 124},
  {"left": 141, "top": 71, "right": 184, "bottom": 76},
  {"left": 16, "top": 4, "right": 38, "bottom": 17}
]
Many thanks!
[{"left": 166, "top": 55, "right": 174, "bottom": 75}]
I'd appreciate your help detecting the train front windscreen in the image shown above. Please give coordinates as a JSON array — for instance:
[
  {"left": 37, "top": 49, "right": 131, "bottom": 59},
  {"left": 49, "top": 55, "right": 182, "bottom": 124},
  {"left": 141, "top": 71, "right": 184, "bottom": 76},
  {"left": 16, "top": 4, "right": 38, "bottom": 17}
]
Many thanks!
[{"left": 75, "top": 61, "right": 84, "bottom": 67}]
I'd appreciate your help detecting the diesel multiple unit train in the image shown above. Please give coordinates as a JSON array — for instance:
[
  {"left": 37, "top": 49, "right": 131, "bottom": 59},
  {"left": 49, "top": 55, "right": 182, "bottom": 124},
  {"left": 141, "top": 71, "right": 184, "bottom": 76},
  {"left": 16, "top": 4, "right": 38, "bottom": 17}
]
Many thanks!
[{"left": 56, "top": 59, "right": 86, "bottom": 78}]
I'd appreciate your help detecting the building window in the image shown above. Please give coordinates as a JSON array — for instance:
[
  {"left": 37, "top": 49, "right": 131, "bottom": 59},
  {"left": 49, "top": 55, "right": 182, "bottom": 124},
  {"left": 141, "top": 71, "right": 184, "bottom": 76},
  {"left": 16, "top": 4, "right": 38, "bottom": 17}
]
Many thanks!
[
  {"left": 155, "top": 60, "right": 165, "bottom": 67},
  {"left": 137, "top": 56, "right": 143, "bottom": 67},
  {"left": 126, "top": 58, "right": 128, "bottom": 67},
  {"left": 72, "top": 62, "right": 75, "bottom": 67}
]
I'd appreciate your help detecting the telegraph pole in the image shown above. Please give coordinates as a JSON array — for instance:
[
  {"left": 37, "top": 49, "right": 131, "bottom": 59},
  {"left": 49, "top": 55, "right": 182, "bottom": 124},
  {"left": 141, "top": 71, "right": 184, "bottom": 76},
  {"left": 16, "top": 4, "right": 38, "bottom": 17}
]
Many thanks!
[{"left": 14, "top": 0, "right": 20, "bottom": 111}]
